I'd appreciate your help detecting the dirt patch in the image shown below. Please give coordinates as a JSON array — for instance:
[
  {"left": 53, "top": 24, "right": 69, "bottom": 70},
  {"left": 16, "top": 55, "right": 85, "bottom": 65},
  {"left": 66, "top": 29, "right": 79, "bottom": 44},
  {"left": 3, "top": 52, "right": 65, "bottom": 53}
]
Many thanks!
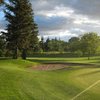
[
  {"left": 31, "top": 64, "right": 69, "bottom": 71},
  {"left": 30, "top": 62, "right": 99, "bottom": 71}
]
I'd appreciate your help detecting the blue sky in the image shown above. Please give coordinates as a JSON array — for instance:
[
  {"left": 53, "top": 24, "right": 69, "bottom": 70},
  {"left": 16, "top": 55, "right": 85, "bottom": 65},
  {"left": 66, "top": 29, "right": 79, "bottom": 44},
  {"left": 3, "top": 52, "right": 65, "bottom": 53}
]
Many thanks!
[{"left": 0, "top": 0, "right": 100, "bottom": 40}]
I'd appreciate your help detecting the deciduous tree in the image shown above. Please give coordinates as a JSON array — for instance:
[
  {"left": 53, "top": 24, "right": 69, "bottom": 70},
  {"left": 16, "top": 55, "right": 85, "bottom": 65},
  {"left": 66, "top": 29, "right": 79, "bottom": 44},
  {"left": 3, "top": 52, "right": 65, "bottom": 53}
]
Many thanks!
[{"left": 80, "top": 32, "right": 100, "bottom": 59}]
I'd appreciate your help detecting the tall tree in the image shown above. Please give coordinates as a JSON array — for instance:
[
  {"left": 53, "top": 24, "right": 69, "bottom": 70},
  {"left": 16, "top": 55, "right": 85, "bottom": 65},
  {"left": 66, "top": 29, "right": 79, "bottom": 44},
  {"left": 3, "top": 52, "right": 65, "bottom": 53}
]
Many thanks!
[
  {"left": 4, "top": 0, "right": 38, "bottom": 59},
  {"left": 80, "top": 32, "right": 100, "bottom": 59},
  {"left": 40, "top": 37, "right": 44, "bottom": 52},
  {"left": 29, "top": 23, "right": 39, "bottom": 52}
]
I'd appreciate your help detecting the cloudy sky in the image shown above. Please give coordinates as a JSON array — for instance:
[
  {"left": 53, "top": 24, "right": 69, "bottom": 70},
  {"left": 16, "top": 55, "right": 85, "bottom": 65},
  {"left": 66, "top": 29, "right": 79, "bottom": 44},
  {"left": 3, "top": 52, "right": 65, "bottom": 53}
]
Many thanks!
[{"left": 0, "top": 0, "right": 100, "bottom": 41}]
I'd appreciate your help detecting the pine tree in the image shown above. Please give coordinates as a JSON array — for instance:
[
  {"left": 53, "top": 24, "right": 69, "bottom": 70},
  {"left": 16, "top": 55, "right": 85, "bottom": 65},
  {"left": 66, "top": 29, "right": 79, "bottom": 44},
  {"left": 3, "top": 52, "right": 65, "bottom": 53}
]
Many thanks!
[
  {"left": 0, "top": 33, "right": 5, "bottom": 56},
  {"left": 29, "top": 23, "right": 39, "bottom": 52},
  {"left": 40, "top": 37, "right": 44, "bottom": 52},
  {"left": 4, "top": 0, "right": 38, "bottom": 59},
  {"left": 44, "top": 38, "right": 50, "bottom": 52}
]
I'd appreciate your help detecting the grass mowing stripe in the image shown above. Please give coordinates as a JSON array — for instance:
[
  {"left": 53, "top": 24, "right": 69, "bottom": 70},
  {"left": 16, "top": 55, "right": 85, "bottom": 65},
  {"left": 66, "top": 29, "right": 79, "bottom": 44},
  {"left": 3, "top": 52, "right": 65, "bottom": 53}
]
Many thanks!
[{"left": 71, "top": 80, "right": 100, "bottom": 100}]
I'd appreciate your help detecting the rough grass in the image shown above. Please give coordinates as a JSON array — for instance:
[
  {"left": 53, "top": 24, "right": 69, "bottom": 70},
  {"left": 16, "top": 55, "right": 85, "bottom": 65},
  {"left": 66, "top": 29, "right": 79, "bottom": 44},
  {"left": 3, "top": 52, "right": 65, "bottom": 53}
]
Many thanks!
[{"left": 0, "top": 57, "right": 99, "bottom": 100}]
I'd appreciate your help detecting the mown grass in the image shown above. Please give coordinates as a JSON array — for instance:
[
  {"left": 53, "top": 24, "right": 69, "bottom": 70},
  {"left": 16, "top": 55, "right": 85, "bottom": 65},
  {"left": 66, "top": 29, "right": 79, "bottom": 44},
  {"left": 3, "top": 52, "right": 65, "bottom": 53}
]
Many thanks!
[
  {"left": 28, "top": 56, "right": 100, "bottom": 64},
  {"left": 0, "top": 57, "right": 99, "bottom": 100}
]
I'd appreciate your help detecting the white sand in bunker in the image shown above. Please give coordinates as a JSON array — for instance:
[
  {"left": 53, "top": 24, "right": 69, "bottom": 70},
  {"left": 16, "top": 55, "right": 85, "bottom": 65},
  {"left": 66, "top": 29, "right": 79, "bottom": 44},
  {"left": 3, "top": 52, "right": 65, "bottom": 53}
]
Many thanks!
[{"left": 31, "top": 64, "right": 70, "bottom": 71}]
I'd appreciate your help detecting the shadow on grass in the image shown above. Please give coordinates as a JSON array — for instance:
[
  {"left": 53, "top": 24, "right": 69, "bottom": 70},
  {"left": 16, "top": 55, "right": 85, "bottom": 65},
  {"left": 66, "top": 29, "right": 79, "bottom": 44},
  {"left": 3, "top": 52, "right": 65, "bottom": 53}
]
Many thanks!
[
  {"left": 27, "top": 59, "right": 100, "bottom": 67},
  {"left": 80, "top": 70, "right": 100, "bottom": 76},
  {"left": 27, "top": 59, "right": 67, "bottom": 64}
]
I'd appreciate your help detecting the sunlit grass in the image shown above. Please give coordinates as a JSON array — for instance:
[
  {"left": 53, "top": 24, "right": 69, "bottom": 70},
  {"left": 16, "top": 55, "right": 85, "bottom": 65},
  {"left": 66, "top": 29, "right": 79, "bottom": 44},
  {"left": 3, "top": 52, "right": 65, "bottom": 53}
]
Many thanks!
[{"left": 0, "top": 57, "right": 99, "bottom": 100}]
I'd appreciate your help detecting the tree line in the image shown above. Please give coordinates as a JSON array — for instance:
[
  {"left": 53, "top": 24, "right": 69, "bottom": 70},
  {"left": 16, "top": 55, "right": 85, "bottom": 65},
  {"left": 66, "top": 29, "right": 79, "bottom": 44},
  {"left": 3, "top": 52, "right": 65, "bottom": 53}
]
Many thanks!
[{"left": 39, "top": 33, "right": 100, "bottom": 59}]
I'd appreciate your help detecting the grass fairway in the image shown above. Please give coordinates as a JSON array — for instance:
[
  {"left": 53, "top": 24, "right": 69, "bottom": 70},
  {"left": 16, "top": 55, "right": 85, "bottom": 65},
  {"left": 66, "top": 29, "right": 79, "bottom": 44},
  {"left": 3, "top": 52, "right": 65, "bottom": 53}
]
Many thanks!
[{"left": 0, "top": 57, "right": 100, "bottom": 100}]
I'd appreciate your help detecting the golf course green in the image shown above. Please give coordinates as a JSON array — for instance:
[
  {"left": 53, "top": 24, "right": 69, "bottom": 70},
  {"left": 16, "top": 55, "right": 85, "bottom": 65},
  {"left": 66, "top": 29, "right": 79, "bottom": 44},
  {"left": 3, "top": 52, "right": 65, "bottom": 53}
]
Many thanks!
[{"left": 0, "top": 57, "right": 100, "bottom": 100}]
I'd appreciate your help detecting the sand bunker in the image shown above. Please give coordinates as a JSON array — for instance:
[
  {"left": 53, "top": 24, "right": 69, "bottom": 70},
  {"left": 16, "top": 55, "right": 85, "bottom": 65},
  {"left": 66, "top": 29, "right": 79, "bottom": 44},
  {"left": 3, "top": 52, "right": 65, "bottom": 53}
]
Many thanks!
[
  {"left": 30, "top": 62, "right": 97, "bottom": 71},
  {"left": 31, "top": 64, "right": 68, "bottom": 71}
]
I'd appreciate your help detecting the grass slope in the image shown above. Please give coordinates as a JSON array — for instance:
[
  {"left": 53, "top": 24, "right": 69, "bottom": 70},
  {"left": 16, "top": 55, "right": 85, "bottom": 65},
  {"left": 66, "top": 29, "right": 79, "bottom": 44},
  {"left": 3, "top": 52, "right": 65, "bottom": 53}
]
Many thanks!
[{"left": 0, "top": 57, "right": 100, "bottom": 100}]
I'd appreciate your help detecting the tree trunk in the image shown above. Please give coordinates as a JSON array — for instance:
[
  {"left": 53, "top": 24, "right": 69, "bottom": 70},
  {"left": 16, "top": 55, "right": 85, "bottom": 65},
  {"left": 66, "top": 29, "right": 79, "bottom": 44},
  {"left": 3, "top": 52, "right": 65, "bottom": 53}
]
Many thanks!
[
  {"left": 22, "top": 48, "right": 27, "bottom": 60},
  {"left": 13, "top": 47, "right": 18, "bottom": 59}
]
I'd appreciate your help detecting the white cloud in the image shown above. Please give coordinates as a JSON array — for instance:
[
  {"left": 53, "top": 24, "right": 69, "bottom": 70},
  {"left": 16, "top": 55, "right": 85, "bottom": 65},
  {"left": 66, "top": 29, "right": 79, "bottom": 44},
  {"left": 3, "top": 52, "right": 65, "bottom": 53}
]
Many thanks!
[
  {"left": 39, "top": 29, "right": 78, "bottom": 41},
  {"left": 36, "top": 6, "right": 74, "bottom": 18},
  {"left": 73, "top": 15, "right": 100, "bottom": 26}
]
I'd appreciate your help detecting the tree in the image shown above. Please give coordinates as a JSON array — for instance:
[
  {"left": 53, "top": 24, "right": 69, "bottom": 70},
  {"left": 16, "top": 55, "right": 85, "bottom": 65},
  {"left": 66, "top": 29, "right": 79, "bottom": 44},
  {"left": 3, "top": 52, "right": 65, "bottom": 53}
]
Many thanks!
[
  {"left": 0, "top": 33, "right": 5, "bottom": 56},
  {"left": 68, "top": 37, "right": 80, "bottom": 53},
  {"left": 40, "top": 37, "right": 44, "bottom": 52},
  {"left": 43, "top": 38, "right": 66, "bottom": 52},
  {"left": 44, "top": 38, "right": 50, "bottom": 52},
  {"left": 4, "top": 0, "right": 38, "bottom": 59},
  {"left": 80, "top": 32, "right": 100, "bottom": 60}
]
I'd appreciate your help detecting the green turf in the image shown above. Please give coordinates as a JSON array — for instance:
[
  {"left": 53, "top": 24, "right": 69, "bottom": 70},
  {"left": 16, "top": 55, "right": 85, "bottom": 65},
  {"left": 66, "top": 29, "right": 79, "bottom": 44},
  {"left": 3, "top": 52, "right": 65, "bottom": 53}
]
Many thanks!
[
  {"left": 0, "top": 57, "right": 100, "bottom": 100},
  {"left": 28, "top": 56, "right": 100, "bottom": 65}
]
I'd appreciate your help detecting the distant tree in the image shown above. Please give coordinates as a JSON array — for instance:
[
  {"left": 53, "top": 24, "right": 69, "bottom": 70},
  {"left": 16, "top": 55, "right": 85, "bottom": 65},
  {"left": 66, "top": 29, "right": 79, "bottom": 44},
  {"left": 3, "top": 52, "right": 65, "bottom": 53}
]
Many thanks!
[
  {"left": 48, "top": 39, "right": 57, "bottom": 51},
  {"left": 80, "top": 32, "right": 100, "bottom": 59},
  {"left": 44, "top": 38, "right": 50, "bottom": 52},
  {"left": 44, "top": 38, "right": 65, "bottom": 52},
  {"left": 68, "top": 37, "right": 80, "bottom": 52},
  {"left": 58, "top": 40, "right": 65, "bottom": 52},
  {"left": 43, "top": 38, "right": 66, "bottom": 52},
  {"left": 40, "top": 37, "right": 44, "bottom": 52},
  {"left": 4, "top": 0, "right": 38, "bottom": 59}
]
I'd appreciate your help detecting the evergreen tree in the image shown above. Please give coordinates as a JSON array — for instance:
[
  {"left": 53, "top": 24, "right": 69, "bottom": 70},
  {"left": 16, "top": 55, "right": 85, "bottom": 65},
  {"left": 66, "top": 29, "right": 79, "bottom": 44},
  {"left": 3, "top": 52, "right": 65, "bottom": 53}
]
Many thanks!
[
  {"left": 29, "top": 23, "right": 39, "bottom": 52},
  {"left": 44, "top": 38, "right": 50, "bottom": 52},
  {"left": 4, "top": 0, "right": 38, "bottom": 59},
  {"left": 40, "top": 37, "right": 44, "bottom": 52},
  {"left": 0, "top": 33, "right": 5, "bottom": 56}
]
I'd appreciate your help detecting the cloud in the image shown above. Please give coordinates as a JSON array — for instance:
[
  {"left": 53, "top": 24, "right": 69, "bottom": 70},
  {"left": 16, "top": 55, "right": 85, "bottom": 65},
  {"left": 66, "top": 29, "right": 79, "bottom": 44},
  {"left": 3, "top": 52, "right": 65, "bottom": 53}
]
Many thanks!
[
  {"left": 40, "top": 30, "right": 78, "bottom": 41},
  {"left": 1, "top": 0, "right": 100, "bottom": 41},
  {"left": 35, "top": 16, "right": 72, "bottom": 32},
  {"left": 70, "top": 0, "right": 100, "bottom": 19},
  {"left": 36, "top": 6, "right": 74, "bottom": 18},
  {"left": 30, "top": 0, "right": 100, "bottom": 40}
]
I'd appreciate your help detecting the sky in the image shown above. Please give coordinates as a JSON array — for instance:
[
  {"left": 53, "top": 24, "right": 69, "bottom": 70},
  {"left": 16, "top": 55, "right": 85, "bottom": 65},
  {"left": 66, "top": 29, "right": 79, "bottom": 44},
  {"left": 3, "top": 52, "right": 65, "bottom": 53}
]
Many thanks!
[{"left": 0, "top": 0, "right": 100, "bottom": 41}]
